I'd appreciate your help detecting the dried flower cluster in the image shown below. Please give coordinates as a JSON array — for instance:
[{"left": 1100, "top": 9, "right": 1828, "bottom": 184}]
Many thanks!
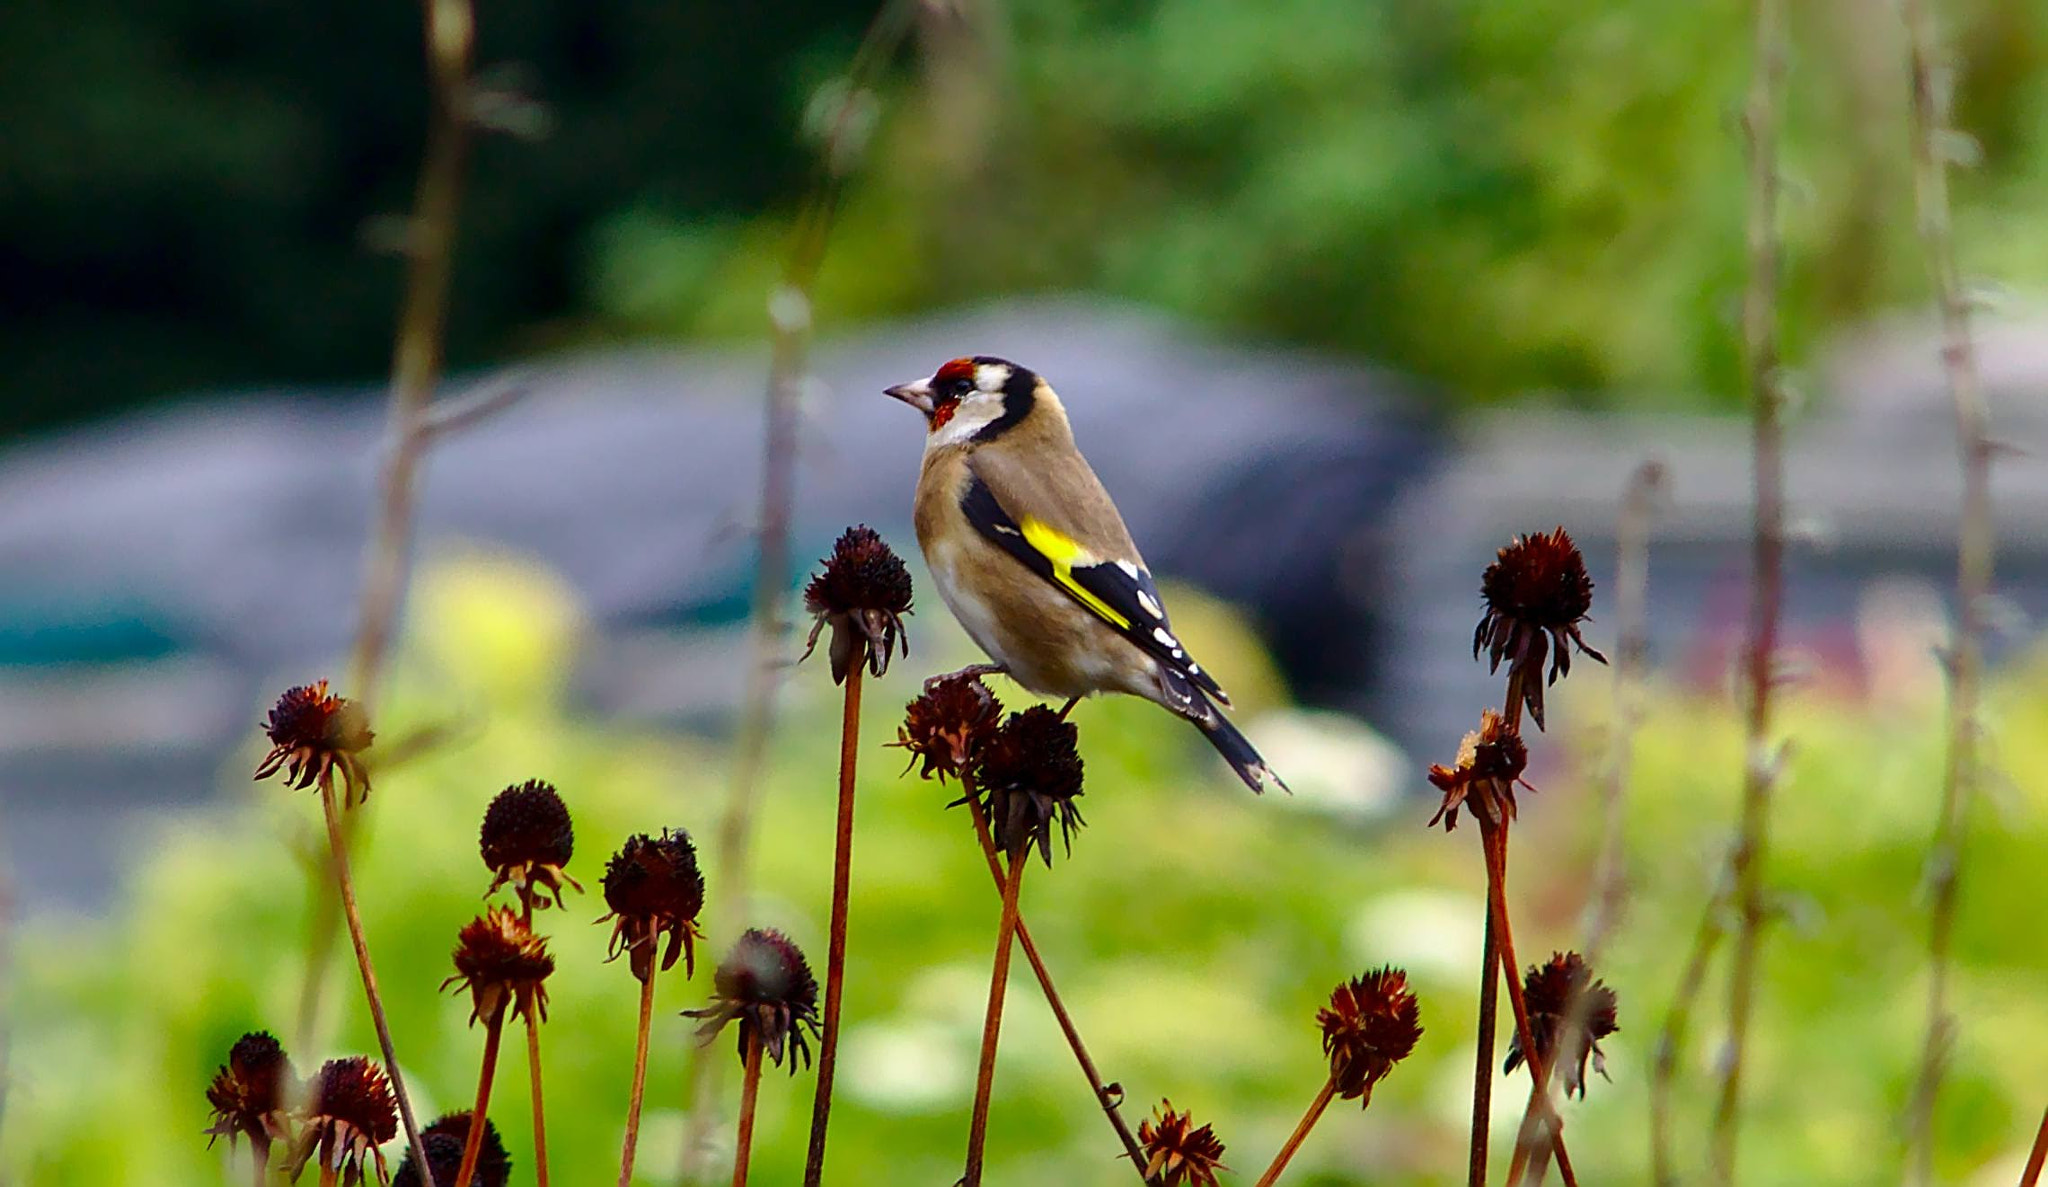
[
  {"left": 686, "top": 927, "right": 822, "bottom": 1073},
  {"left": 480, "top": 778, "right": 582, "bottom": 910},
  {"left": 1474, "top": 527, "right": 1607, "bottom": 728},
  {"left": 253, "top": 680, "right": 375, "bottom": 804},
  {"left": 204, "top": 1031, "right": 294, "bottom": 1153},
  {"left": 1426, "top": 707, "right": 1530, "bottom": 831},
  {"left": 802, "top": 524, "right": 914, "bottom": 683},
  {"left": 599, "top": 829, "right": 706, "bottom": 983},
  {"left": 896, "top": 671, "right": 1005, "bottom": 782},
  {"left": 394, "top": 1112, "right": 510, "bottom": 1187},
  {"left": 1505, "top": 951, "right": 1621, "bottom": 1098},
  {"left": 444, "top": 907, "right": 556, "bottom": 1025},
  {"left": 967, "top": 705, "right": 1087, "bottom": 866},
  {"left": 1318, "top": 967, "right": 1424, "bottom": 1104},
  {"left": 1135, "top": 1100, "right": 1228, "bottom": 1186},
  {"left": 288, "top": 1057, "right": 399, "bottom": 1187}
]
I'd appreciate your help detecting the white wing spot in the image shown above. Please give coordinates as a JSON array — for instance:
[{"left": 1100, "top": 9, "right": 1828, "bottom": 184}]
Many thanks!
[
  {"left": 1136, "top": 590, "right": 1164, "bottom": 619},
  {"left": 1117, "top": 560, "right": 1141, "bottom": 579},
  {"left": 1153, "top": 627, "right": 1178, "bottom": 647}
]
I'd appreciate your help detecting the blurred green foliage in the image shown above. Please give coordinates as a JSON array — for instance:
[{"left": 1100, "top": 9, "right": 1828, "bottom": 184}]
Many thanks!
[
  {"left": 7, "top": 1, "right": 2046, "bottom": 434},
  {"left": 8, "top": 554, "right": 2048, "bottom": 1185}
]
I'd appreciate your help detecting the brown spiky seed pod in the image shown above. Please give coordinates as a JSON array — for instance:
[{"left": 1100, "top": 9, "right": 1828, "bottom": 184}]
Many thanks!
[
  {"left": 894, "top": 672, "right": 1005, "bottom": 782},
  {"left": 1318, "top": 966, "right": 1423, "bottom": 1104},
  {"left": 1425, "top": 707, "right": 1530, "bottom": 831},
  {"left": 598, "top": 829, "right": 706, "bottom": 983},
  {"left": 394, "top": 1112, "right": 510, "bottom": 1187},
  {"left": 480, "top": 779, "right": 583, "bottom": 910},
  {"left": 801, "top": 524, "right": 914, "bottom": 684},
  {"left": 968, "top": 705, "right": 1086, "bottom": 867},
  {"left": 684, "top": 927, "right": 822, "bottom": 1074},
  {"left": 288, "top": 1057, "right": 398, "bottom": 1187},
  {"left": 203, "top": 1030, "right": 295, "bottom": 1153},
  {"left": 1134, "top": 1099, "right": 1229, "bottom": 1186},
  {"left": 443, "top": 907, "right": 555, "bottom": 1025},
  {"left": 1473, "top": 527, "right": 1607, "bottom": 729},
  {"left": 253, "top": 680, "right": 375, "bottom": 805},
  {"left": 1505, "top": 951, "right": 1620, "bottom": 1098}
]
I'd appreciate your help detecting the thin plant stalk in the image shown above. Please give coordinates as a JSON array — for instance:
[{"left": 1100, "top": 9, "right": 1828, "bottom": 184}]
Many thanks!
[
  {"left": 1469, "top": 901, "right": 1499, "bottom": 1187},
  {"left": 452, "top": 1004, "right": 508, "bottom": 1187},
  {"left": 2020, "top": 1104, "right": 2048, "bottom": 1187},
  {"left": 963, "top": 842, "right": 1028, "bottom": 1186},
  {"left": 1902, "top": 0, "right": 1995, "bottom": 1178},
  {"left": 1485, "top": 818, "right": 1577, "bottom": 1187},
  {"left": 731, "top": 1032, "right": 766, "bottom": 1187},
  {"left": 963, "top": 796, "right": 1150, "bottom": 1177},
  {"left": 1252, "top": 1077, "right": 1337, "bottom": 1187},
  {"left": 319, "top": 781, "right": 434, "bottom": 1182},
  {"left": 1709, "top": 0, "right": 1789, "bottom": 1179},
  {"left": 617, "top": 971, "right": 660, "bottom": 1187},
  {"left": 804, "top": 662, "right": 865, "bottom": 1186},
  {"left": 1650, "top": 872, "right": 1731, "bottom": 1187},
  {"left": 320, "top": 1164, "right": 340, "bottom": 1187},
  {"left": 248, "top": 1143, "right": 269, "bottom": 1187},
  {"left": 526, "top": 1013, "right": 551, "bottom": 1187}
]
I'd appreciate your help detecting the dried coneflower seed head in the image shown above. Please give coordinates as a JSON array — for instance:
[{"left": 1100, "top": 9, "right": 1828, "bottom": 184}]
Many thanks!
[
  {"left": 1505, "top": 951, "right": 1620, "bottom": 1098},
  {"left": 480, "top": 779, "right": 583, "bottom": 910},
  {"left": 253, "top": 680, "right": 375, "bottom": 805},
  {"left": 1473, "top": 527, "right": 1607, "bottom": 729},
  {"left": 894, "top": 672, "right": 1004, "bottom": 782},
  {"left": 684, "top": 927, "right": 822, "bottom": 1074},
  {"left": 395, "top": 1112, "right": 510, "bottom": 1187},
  {"left": 288, "top": 1057, "right": 397, "bottom": 1187},
  {"left": 443, "top": 907, "right": 555, "bottom": 1025},
  {"left": 1318, "top": 966, "right": 1423, "bottom": 1104},
  {"left": 204, "top": 1030, "right": 294, "bottom": 1152},
  {"left": 970, "top": 705, "right": 1086, "bottom": 867},
  {"left": 801, "top": 524, "right": 914, "bottom": 683},
  {"left": 598, "top": 828, "right": 706, "bottom": 983},
  {"left": 1425, "top": 707, "right": 1530, "bottom": 831},
  {"left": 1134, "top": 1099, "right": 1228, "bottom": 1187}
]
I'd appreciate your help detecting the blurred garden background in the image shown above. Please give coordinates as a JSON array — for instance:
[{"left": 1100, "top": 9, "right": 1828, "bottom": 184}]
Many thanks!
[{"left": 4, "top": 0, "right": 2048, "bottom": 1184}]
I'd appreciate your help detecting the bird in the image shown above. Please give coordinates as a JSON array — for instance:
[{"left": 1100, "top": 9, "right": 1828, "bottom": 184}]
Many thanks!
[{"left": 884, "top": 355, "right": 1285, "bottom": 794}]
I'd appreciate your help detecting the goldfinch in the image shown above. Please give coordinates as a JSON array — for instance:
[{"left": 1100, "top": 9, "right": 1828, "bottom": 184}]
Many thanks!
[{"left": 885, "top": 355, "right": 1285, "bottom": 794}]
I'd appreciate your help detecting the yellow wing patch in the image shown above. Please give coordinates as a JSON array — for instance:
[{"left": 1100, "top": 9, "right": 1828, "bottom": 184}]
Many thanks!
[{"left": 1018, "top": 516, "right": 1132, "bottom": 630}]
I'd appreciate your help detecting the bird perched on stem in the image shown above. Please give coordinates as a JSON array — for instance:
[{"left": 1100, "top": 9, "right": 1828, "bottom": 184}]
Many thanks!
[{"left": 885, "top": 355, "right": 1284, "bottom": 793}]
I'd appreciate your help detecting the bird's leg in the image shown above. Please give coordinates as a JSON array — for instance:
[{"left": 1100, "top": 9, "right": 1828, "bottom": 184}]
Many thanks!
[
  {"left": 1056, "top": 696, "right": 1082, "bottom": 720},
  {"left": 926, "top": 663, "right": 1006, "bottom": 693}
]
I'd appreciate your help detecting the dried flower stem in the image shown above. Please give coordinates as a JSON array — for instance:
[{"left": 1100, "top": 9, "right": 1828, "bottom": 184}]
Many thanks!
[
  {"left": 249, "top": 1143, "right": 268, "bottom": 1187},
  {"left": 526, "top": 1014, "right": 551, "bottom": 1187},
  {"left": 2020, "top": 1104, "right": 2048, "bottom": 1187},
  {"left": 319, "top": 782, "right": 434, "bottom": 1184},
  {"left": 1709, "top": 0, "right": 1788, "bottom": 1179},
  {"left": 1486, "top": 818, "right": 1577, "bottom": 1187},
  {"left": 1252, "top": 1076, "right": 1337, "bottom": 1187},
  {"left": 804, "top": 663, "right": 865, "bottom": 1186},
  {"left": 1902, "top": 0, "right": 1995, "bottom": 1179},
  {"left": 1470, "top": 898, "right": 1500, "bottom": 1187},
  {"left": 731, "top": 1031, "right": 766, "bottom": 1187},
  {"left": 320, "top": 1164, "right": 340, "bottom": 1187},
  {"left": 964, "top": 842, "right": 1029, "bottom": 1186},
  {"left": 452, "top": 1005, "right": 507, "bottom": 1187},
  {"left": 964, "top": 796, "right": 1150, "bottom": 1177},
  {"left": 1650, "top": 872, "right": 1729, "bottom": 1186},
  {"left": 617, "top": 971, "right": 660, "bottom": 1187}
]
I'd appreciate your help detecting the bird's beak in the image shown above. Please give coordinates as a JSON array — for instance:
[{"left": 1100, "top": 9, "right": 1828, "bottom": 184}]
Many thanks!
[{"left": 884, "top": 379, "right": 935, "bottom": 415}]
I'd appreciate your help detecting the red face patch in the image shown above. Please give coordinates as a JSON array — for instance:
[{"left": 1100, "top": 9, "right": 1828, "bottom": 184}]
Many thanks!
[
  {"left": 934, "top": 357, "right": 977, "bottom": 387},
  {"left": 929, "top": 401, "right": 958, "bottom": 431},
  {"left": 925, "top": 357, "right": 977, "bottom": 434}
]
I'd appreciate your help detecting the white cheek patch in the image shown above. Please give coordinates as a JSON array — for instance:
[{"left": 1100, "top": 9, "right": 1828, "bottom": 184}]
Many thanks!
[
  {"left": 925, "top": 397, "right": 1003, "bottom": 451},
  {"left": 974, "top": 364, "right": 1010, "bottom": 393}
]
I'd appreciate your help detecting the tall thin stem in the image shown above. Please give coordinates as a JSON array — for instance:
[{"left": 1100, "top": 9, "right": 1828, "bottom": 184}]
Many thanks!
[
  {"left": 320, "top": 782, "right": 434, "bottom": 1184},
  {"left": 1253, "top": 1077, "right": 1338, "bottom": 1187},
  {"left": 2019, "top": 1104, "right": 2048, "bottom": 1187},
  {"left": 525, "top": 1013, "right": 550, "bottom": 1187},
  {"left": 1487, "top": 818, "right": 1577, "bottom": 1187},
  {"left": 1710, "top": 0, "right": 1788, "bottom": 1179},
  {"left": 1469, "top": 900, "right": 1500, "bottom": 1187},
  {"left": 805, "top": 662, "right": 865, "bottom": 1186},
  {"left": 452, "top": 1005, "right": 507, "bottom": 1187},
  {"left": 963, "top": 796, "right": 1151, "bottom": 1178},
  {"left": 1651, "top": 876, "right": 1730, "bottom": 1186},
  {"left": 1902, "top": 0, "right": 1995, "bottom": 1180},
  {"left": 249, "top": 1141, "right": 270, "bottom": 1187},
  {"left": 618, "top": 971, "right": 660, "bottom": 1187},
  {"left": 964, "top": 843, "right": 1028, "bottom": 1186},
  {"left": 731, "top": 1032, "right": 766, "bottom": 1187}
]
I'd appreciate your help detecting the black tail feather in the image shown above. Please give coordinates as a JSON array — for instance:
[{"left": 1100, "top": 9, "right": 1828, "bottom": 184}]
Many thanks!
[{"left": 1190, "top": 692, "right": 1286, "bottom": 795}]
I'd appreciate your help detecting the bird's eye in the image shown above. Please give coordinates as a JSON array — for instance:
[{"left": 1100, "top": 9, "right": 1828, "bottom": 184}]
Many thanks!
[{"left": 946, "top": 377, "right": 973, "bottom": 397}]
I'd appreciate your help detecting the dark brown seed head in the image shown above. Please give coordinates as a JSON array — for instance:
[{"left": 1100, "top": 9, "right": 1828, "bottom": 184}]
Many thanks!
[
  {"left": 203, "top": 1030, "right": 294, "bottom": 1151},
  {"left": 684, "top": 927, "right": 822, "bottom": 1074},
  {"left": 288, "top": 1057, "right": 397, "bottom": 1187},
  {"left": 480, "top": 779, "right": 583, "bottom": 910},
  {"left": 443, "top": 907, "right": 555, "bottom": 1025},
  {"left": 801, "top": 524, "right": 914, "bottom": 683},
  {"left": 1425, "top": 708, "right": 1530, "bottom": 831},
  {"left": 396, "top": 1112, "right": 510, "bottom": 1187},
  {"left": 1134, "top": 1099, "right": 1228, "bottom": 1186},
  {"left": 1318, "top": 966, "right": 1423, "bottom": 1104},
  {"left": 970, "top": 705, "right": 1086, "bottom": 867},
  {"left": 253, "top": 680, "right": 375, "bottom": 804},
  {"left": 1473, "top": 527, "right": 1607, "bottom": 729},
  {"left": 1505, "top": 951, "right": 1620, "bottom": 1098},
  {"left": 894, "top": 672, "right": 1004, "bottom": 782},
  {"left": 598, "top": 829, "right": 706, "bottom": 983}
]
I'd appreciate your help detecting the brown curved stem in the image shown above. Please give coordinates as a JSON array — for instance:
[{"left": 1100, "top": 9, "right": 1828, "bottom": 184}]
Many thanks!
[
  {"left": 963, "top": 841, "right": 1028, "bottom": 1185},
  {"left": 525, "top": 1012, "right": 550, "bottom": 1187},
  {"left": 618, "top": 971, "right": 659, "bottom": 1187},
  {"left": 805, "top": 662, "right": 864, "bottom": 1186},
  {"left": 1488, "top": 818, "right": 1575, "bottom": 1187},
  {"left": 731, "top": 1032, "right": 765, "bottom": 1187},
  {"left": 320, "top": 782, "right": 435, "bottom": 1185},
  {"left": 1253, "top": 1076, "right": 1337, "bottom": 1187},
  {"left": 2020, "top": 1104, "right": 2048, "bottom": 1187},
  {"left": 452, "top": 1004, "right": 507, "bottom": 1187}
]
